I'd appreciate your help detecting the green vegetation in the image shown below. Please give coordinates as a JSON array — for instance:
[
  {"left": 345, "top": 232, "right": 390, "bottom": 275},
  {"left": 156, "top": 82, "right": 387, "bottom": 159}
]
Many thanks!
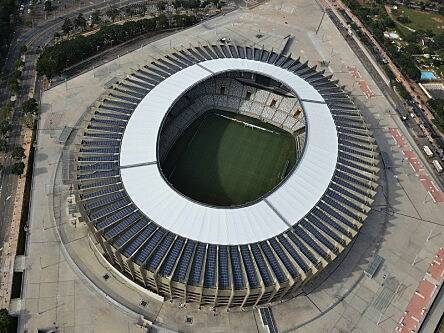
[
  {"left": 12, "top": 146, "right": 25, "bottom": 160},
  {"left": 22, "top": 98, "right": 39, "bottom": 115},
  {"left": 342, "top": 1, "right": 420, "bottom": 80},
  {"left": 0, "top": 102, "right": 14, "bottom": 152},
  {"left": 37, "top": 14, "right": 198, "bottom": 79},
  {"left": 0, "top": 0, "right": 18, "bottom": 65},
  {"left": 429, "top": 98, "right": 444, "bottom": 131},
  {"left": 44, "top": 0, "right": 52, "bottom": 11},
  {"left": 0, "top": 308, "right": 11, "bottom": 333},
  {"left": 162, "top": 110, "right": 297, "bottom": 206},
  {"left": 11, "top": 161, "right": 25, "bottom": 176},
  {"left": 395, "top": 7, "right": 444, "bottom": 35}
]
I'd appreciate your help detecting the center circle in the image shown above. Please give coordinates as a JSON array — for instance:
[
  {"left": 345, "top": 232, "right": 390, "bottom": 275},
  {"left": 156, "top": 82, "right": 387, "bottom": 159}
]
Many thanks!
[{"left": 158, "top": 70, "right": 307, "bottom": 208}]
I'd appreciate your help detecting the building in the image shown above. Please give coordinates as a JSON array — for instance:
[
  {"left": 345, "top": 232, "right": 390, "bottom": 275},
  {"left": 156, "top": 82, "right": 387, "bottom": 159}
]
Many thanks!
[{"left": 73, "top": 44, "right": 379, "bottom": 309}]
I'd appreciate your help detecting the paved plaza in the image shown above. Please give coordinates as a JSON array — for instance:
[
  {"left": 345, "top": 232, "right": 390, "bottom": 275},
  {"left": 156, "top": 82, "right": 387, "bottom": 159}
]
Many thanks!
[{"left": 18, "top": 0, "right": 444, "bottom": 332}]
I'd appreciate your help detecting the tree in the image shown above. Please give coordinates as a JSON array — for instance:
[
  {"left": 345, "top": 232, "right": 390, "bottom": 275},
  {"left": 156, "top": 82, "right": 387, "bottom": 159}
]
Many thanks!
[
  {"left": 435, "top": 34, "right": 444, "bottom": 49},
  {"left": 23, "top": 113, "right": 35, "bottom": 129},
  {"left": 91, "top": 10, "right": 101, "bottom": 25},
  {"left": 36, "top": 14, "right": 197, "bottom": 78},
  {"left": 9, "top": 79, "right": 18, "bottom": 94},
  {"left": 44, "top": 0, "right": 52, "bottom": 11},
  {"left": 0, "top": 139, "right": 7, "bottom": 152},
  {"left": 62, "top": 18, "right": 73, "bottom": 34},
  {"left": 157, "top": 14, "right": 168, "bottom": 29},
  {"left": 15, "top": 58, "right": 24, "bottom": 69},
  {"left": 12, "top": 146, "right": 25, "bottom": 160},
  {"left": 0, "top": 308, "right": 11, "bottom": 333},
  {"left": 157, "top": 1, "right": 166, "bottom": 10},
  {"left": 11, "top": 161, "right": 25, "bottom": 176},
  {"left": 22, "top": 98, "right": 39, "bottom": 115},
  {"left": 20, "top": 45, "right": 27, "bottom": 54},
  {"left": 397, "top": 15, "right": 411, "bottom": 24},
  {"left": 0, "top": 120, "right": 12, "bottom": 135},
  {"left": 74, "top": 13, "right": 87, "bottom": 31},
  {"left": 440, "top": 6, "right": 444, "bottom": 16},
  {"left": 106, "top": 6, "right": 119, "bottom": 22},
  {"left": 174, "top": 14, "right": 197, "bottom": 27},
  {"left": 1, "top": 103, "right": 13, "bottom": 120}
]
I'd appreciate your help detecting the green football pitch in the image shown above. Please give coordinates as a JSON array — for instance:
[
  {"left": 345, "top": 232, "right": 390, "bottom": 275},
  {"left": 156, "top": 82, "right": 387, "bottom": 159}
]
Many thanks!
[{"left": 161, "top": 110, "right": 297, "bottom": 206}]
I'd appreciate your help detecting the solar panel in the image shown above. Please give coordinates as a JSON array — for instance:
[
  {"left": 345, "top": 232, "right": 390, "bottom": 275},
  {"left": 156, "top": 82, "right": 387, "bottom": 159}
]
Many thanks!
[
  {"left": 89, "top": 197, "right": 130, "bottom": 220},
  {"left": 91, "top": 118, "right": 126, "bottom": 127},
  {"left": 87, "top": 125, "right": 123, "bottom": 133},
  {"left": 260, "top": 242, "right": 287, "bottom": 283},
  {"left": 230, "top": 246, "right": 244, "bottom": 290},
  {"left": 323, "top": 195, "right": 360, "bottom": 221},
  {"left": 326, "top": 189, "right": 362, "bottom": 212},
  {"left": 159, "top": 237, "right": 185, "bottom": 277},
  {"left": 114, "top": 87, "right": 145, "bottom": 99},
  {"left": 317, "top": 201, "right": 355, "bottom": 230},
  {"left": 78, "top": 155, "right": 117, "bottom": 162},
  {"left": 84, "top": 132, "right": 122, "bottom": 140},
  {"left": 277, "top": 235, "right": 309, "bottom": 273},
  {"left": 269, "top": 239, "right": 299, "bottom": 279},
  {"left": 83, "top": 191, "right": 126, "bottom": 210},
  {"left": 112, "top": 219, "right": 147, "bottom": 248},
  {"left": 95, "top": 112, "right": 129, "bottom": 121},
  {"left": 188, "top": 243, "right": 206, "bottom": 286},
  {"left": 307, "top": 213, "right": 344, "bottom": 243},
  {"left": 203, "top": 245, "right": 217, "bottom": 288},
  {"left": 81, "top": 185, "right": 121, "bottom": 200},
  {"left": 250, "top": 244, "right": 273, "bottom": 286},
  {"left": 79, "top": 147, "right": 119, "bottom": 154},
  {"left": 302, "top": 221, "right": 336, "bottom": 252},
  {"left": 122, "top": 224, "right": 159, "bottom": 258},
  {"left": 103, "top": 210, "right": 142, "bottom": 238},
  {"left": 173, "top": 240, "right": 195, "bottom": 283},
  {"left": 78, "top": 178, "right": 118, "bottom": 190},
  {"left": 240, "top": 245, "right": 259, "bottom": 288},
  {"left": 132, "top": 228, "right": 165, "bottom": 264},
  {"left": 218, "top": 246, "right": 230, "bottom": 289},
  {"left": 146, "top": 233, "right": 175, "bottom": 271},
  {"left": 333, "top": 175, "right": 368, "bottom": 197},
  {"left": 77, "top": 170, "right": 119, "bottom": 180},
  {"left": 293, "top": 227, "right": 327, "bottom": 259},
  {"left": 286, "top": 231, "right": 318, "bottom": 265},
  {"left": 330, "top": 183, "right": 367, "bottom": 205}
]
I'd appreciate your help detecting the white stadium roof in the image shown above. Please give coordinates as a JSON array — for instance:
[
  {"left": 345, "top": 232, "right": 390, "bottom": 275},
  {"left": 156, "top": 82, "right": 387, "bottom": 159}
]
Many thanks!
[{"left": 120, "top": 58, "right": 338, "bottom": 245}]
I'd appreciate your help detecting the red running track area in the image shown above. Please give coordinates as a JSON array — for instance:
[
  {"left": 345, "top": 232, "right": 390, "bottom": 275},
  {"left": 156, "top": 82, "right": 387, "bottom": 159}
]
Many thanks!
[
  {"left": 396, "top": 248, "right": 444, "bottom": 333},
  {"left": 388, "top": 128, "right": 444, "bottom": 203}
]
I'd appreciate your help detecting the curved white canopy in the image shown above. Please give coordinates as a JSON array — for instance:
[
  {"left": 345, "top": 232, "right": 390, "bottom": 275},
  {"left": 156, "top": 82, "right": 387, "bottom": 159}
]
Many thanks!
[{"left": 120, "top": 58, "right": 338, "bottom": 245}]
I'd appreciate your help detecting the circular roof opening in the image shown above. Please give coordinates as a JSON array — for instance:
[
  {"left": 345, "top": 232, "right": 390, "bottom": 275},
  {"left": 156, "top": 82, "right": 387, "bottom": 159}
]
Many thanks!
[
  {"left": 119, "top": 58, "right": 339, "bottom": 245},
  {"left": 157, "top": 71, "right": 306, "bottom": 208}
]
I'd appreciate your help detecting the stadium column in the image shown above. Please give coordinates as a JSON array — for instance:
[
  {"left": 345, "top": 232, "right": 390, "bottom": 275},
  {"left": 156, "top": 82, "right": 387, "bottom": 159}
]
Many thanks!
[
  {"left": 125, "top": 257, "right": 138, "bottom": 282},
  {"left": 113, "top": 246, "right": 127, "bottom": 273},
  {"left": 140, "top": 265, "right": 152, "bottom": 290},
  {"left": 213, "top": 245, "right": 220, "bottom": 308},
  {"left": 101, "top": 234, "right": 116, "bottom": 266}
]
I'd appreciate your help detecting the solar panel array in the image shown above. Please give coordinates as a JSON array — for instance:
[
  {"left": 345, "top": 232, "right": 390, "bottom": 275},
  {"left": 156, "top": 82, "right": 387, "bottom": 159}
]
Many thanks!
[{"left": 75, "top": 43, "right": 378, "bottom": 308}]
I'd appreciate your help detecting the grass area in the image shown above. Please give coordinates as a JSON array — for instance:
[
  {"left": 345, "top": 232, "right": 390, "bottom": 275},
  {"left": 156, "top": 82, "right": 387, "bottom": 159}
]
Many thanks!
[
  {"left": 397, "top": 7, "right": 444, "bottom": 34},
  {"left": 162, "top": 110, "right": 297, "bottom": 206}
]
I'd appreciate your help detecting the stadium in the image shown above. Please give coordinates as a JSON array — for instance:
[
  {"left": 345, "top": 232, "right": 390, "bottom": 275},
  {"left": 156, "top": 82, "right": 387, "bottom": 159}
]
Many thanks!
[{"left": 74, "top": 43, "right": 379, "bottom": 309}]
